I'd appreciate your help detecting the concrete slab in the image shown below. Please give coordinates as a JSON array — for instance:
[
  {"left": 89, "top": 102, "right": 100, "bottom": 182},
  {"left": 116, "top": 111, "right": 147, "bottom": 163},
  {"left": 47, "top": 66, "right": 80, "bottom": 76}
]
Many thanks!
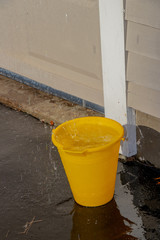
[{"left": 0, "top": 75, "right": 103, "bottom": 126}]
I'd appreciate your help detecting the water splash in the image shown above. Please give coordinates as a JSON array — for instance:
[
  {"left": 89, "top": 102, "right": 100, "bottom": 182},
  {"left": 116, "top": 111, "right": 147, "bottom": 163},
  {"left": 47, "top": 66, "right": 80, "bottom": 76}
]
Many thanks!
[{"left": 54, "top": 122, "right": 116, "bottom": 152}]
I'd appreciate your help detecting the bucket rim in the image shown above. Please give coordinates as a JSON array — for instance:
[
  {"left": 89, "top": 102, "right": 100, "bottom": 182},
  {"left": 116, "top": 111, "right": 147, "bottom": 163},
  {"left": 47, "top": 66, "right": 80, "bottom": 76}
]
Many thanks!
[{"left": 52, "top": 116, "right": 124, "bottom": 154}]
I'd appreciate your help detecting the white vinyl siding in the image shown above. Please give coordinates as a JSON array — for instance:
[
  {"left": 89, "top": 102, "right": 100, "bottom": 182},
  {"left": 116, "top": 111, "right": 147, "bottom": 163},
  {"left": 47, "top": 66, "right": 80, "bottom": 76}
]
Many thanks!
[{"left": 125, "top": 0, "right": 160, "bottom": 119}]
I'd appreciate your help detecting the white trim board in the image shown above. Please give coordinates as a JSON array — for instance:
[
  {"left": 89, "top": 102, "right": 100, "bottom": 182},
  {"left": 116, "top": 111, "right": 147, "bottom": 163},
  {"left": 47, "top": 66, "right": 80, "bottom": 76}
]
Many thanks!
[{"left": 98, "top": 0, "right": 137, "bottom": 157}]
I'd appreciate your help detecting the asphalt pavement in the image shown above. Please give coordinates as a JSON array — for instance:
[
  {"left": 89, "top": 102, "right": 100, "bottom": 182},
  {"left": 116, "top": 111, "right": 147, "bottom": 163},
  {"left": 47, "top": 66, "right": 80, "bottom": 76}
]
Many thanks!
[{"left": 0, "top": 104, "right": 160, "bottom": 240}]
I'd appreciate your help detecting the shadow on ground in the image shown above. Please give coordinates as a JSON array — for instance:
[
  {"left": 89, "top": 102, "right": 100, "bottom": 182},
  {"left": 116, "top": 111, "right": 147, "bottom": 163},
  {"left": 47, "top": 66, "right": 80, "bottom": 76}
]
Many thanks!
[{"left": 0, "top": 104, "right": 160, "bottom": 240}]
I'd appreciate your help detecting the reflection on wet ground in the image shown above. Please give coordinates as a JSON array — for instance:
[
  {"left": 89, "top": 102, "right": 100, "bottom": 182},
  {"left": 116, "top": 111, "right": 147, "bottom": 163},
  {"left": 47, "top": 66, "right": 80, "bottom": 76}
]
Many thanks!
[
  {"left": 0, "top": 104, "right": 160, "bottom": 240},
  {"left": 71, "top": 200, "right": 137, "bottom": 240}
]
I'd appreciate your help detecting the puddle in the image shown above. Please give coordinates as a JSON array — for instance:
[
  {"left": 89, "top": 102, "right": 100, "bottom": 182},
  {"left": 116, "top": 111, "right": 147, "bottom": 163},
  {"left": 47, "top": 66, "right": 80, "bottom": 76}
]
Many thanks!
[{"left": 71, "top": 201, "right": 137, "bottom": 240}]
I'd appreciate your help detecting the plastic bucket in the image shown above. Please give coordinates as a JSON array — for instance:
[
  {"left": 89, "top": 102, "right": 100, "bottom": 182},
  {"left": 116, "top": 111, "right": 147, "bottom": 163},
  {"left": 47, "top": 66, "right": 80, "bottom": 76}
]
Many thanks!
[{"left": 52, "top": 117, "right": 124, "bottom": 207}]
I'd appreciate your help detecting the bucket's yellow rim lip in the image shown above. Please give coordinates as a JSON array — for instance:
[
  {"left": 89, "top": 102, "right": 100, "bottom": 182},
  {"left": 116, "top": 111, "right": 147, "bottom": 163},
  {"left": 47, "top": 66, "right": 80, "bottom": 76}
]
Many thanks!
[{"left": 52, "top": 117, "right": 124, "bottom": 154}]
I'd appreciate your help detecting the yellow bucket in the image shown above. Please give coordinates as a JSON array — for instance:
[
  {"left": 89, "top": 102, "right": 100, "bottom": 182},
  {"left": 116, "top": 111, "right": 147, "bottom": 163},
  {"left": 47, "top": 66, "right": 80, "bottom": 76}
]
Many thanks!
[{"left": 52, "top": 117, "right": 124, "bottom": 207}]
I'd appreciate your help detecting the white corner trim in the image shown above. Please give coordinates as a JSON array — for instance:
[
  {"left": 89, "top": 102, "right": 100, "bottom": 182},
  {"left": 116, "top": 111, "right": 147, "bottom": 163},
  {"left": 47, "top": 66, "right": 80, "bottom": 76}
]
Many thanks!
[{"left": 98, "top": 0, "right": 137, "bottom": 157}]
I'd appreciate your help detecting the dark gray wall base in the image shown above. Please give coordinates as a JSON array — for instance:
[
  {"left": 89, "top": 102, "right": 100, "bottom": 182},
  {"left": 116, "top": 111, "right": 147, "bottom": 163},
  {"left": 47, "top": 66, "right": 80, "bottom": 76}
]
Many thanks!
[
  {"left": 136, "top": 126, "right": 160, "bottom": 169},
  {"left": 0, "top": 68, "right": 104, "bottom": 114}
]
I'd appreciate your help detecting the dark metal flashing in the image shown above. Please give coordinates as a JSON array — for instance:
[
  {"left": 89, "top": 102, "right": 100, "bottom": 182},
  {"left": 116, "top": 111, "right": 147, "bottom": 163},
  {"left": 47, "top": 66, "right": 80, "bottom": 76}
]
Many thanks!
[{"left": 0, "top": 68, "right": 104, "bottom": 114}]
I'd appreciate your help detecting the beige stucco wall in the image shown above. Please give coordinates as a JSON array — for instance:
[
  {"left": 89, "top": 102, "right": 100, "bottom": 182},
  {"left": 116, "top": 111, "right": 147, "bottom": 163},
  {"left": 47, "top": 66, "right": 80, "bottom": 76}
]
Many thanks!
[{"left": 0, "top": 0, "right": 103, "bottom": 106}]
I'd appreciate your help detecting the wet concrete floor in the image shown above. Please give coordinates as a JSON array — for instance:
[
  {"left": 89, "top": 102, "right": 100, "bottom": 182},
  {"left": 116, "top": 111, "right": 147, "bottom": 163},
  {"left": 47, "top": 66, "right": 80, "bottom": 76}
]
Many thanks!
[{"left": 0, "top": 103, "right": 160, "bottom": 240}]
